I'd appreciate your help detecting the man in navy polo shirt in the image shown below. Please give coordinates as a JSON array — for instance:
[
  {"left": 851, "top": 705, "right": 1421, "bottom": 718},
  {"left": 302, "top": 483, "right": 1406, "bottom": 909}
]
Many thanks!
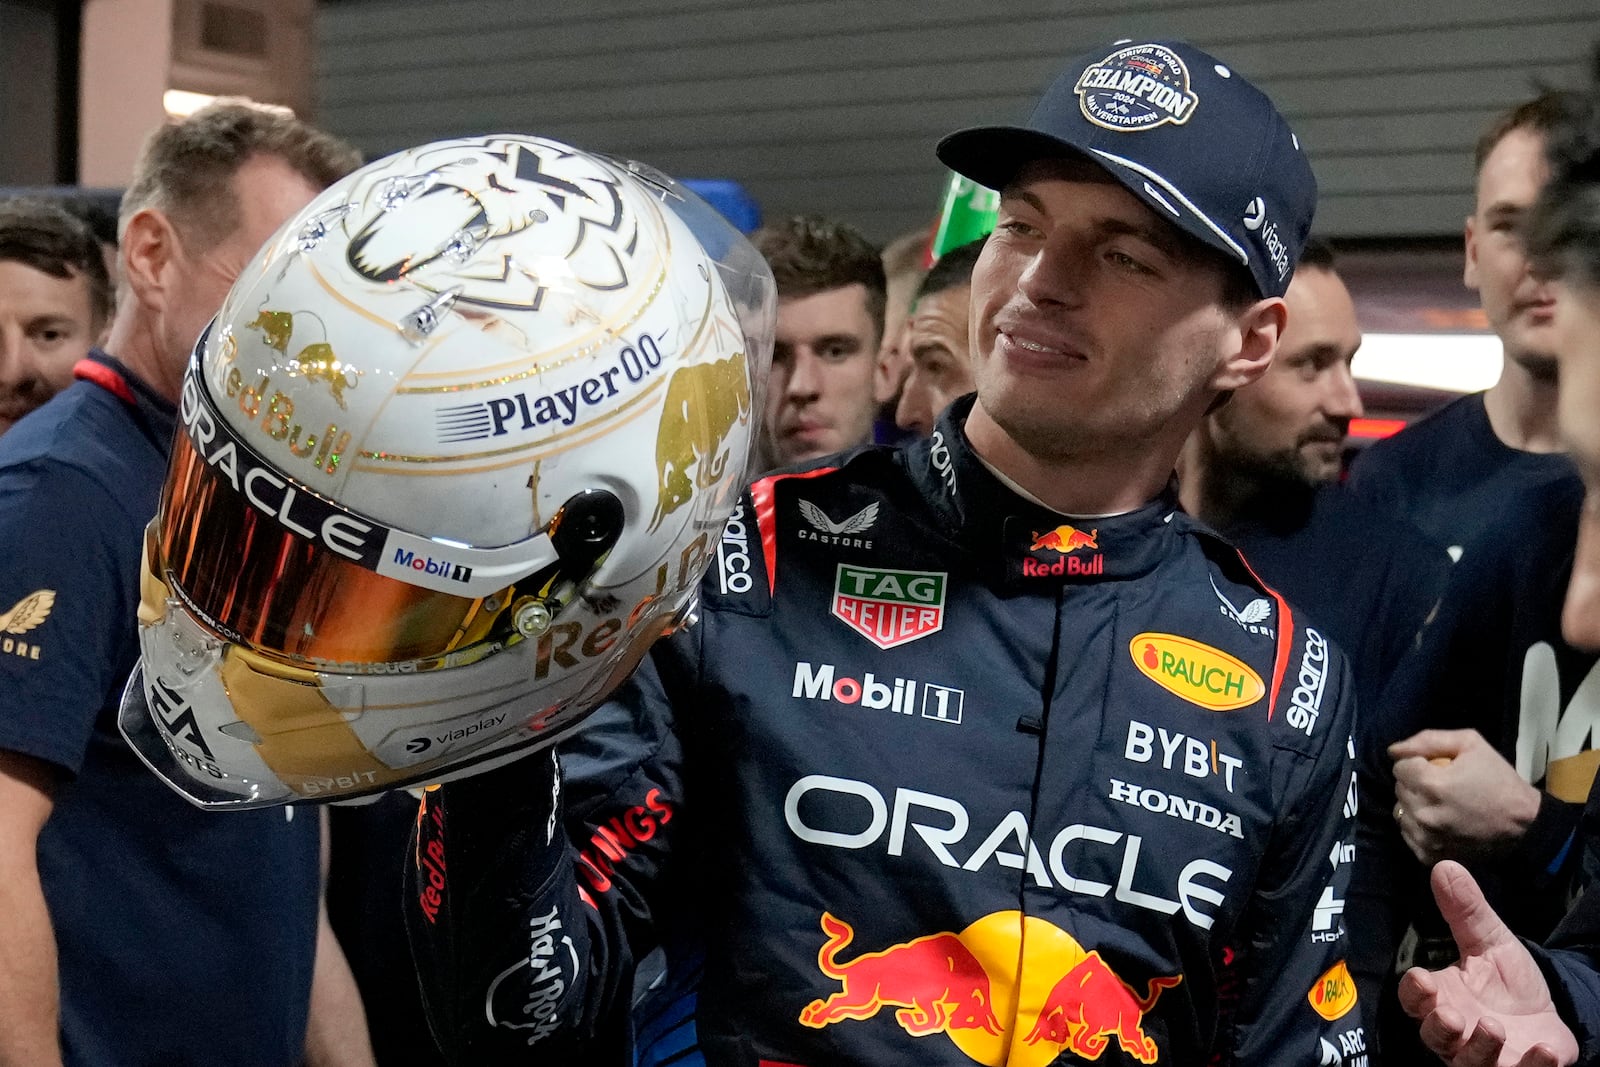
[{"left": 0, "top": 104, "right": 367, "bottom": 1066}]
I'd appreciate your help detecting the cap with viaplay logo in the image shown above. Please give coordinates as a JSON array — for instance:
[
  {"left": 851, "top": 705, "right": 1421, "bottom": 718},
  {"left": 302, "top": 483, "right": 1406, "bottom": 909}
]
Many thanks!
[{"left": 936, "top": 38, "right": 1315, "bottom": 299}]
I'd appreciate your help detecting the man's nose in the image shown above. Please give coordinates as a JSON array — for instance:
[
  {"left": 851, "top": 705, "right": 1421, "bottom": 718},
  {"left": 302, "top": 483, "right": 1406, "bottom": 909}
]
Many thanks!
[
  {"left": 1324, "top": 361, "right": 1365, "bottom": 422},
  {"left": 785, "top": 348, "right": 823, "bottom": 398},
  {"left": 0, "top": 326, "right": 25, "bottom": 390},
  {"left": 894, "top": 377, "right": 932, "bottom": 437},
  {"left": 1016, "top": 234, "right": 1090, "bottom": 308}
]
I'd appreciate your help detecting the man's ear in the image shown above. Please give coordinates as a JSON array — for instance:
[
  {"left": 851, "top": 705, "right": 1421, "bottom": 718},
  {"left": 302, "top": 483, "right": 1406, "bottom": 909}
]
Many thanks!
[
  {"left": 1209, "top": 296, "right": 1286, "bottom": 393},
  {"left": 119, "top": 208, "right": 181, "bottom": 313},
  {"left": 872, "top": 323, "right": 907, "bottom": 405},
  {"left": 1463, "top": 215, "right": 1480, "bottom": 290}
]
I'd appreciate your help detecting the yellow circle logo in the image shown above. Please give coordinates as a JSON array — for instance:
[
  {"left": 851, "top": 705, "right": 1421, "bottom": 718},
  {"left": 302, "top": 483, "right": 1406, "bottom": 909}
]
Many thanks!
[{"left": 1129, "top": 633, "right": 1264, "bottom": 711}]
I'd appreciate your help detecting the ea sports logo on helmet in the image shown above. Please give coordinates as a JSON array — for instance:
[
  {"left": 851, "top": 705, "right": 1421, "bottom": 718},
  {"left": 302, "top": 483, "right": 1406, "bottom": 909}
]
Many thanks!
[{"left": 1075, "top": 43, "right": 1199, "bottom": 131}]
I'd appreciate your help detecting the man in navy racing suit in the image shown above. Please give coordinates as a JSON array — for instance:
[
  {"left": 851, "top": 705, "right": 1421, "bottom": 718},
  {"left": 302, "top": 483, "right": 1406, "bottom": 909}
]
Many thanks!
[{"left": 406, "top": 39, "right": 1362, "bottom": 1067}]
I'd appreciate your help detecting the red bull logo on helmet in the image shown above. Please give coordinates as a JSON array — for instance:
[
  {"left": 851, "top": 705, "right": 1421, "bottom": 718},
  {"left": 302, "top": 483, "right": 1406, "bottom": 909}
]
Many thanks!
[{"left": 801, "top": 910, "right": 1181, "bottom": 1065}]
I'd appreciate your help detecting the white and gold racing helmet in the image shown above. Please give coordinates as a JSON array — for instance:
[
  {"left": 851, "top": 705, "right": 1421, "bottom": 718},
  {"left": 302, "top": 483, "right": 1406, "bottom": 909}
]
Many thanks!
[{"left": 118, "top": 135, "right": 775, "bottom": 807}]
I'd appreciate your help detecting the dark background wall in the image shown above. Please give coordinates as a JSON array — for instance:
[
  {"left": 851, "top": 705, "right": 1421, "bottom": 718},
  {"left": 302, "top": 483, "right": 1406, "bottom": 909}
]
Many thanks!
[
  {"left": 0, "top": 0, "right": 79, "bottom": 185},
  {"left": 315, "top": 0, "right": 1600, "bottom": 242}
]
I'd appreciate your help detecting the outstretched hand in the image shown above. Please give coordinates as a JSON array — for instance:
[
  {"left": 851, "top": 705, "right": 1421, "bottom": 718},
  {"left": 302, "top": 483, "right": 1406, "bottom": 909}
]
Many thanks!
[{"left": 1398, "top": 861, "right": 1577, "bottom": 1067}]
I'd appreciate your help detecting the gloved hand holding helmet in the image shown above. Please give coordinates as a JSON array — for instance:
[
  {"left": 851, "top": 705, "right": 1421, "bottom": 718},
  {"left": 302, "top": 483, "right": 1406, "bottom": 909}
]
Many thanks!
[{"left": 117, "top": 135, "right": 776, "bottom": 808}]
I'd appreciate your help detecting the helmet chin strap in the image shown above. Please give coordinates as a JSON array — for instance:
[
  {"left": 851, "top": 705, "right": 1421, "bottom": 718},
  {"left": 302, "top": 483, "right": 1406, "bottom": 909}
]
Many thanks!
[{"left": 509, "top": 489, "right": 625, "bottom": 639}]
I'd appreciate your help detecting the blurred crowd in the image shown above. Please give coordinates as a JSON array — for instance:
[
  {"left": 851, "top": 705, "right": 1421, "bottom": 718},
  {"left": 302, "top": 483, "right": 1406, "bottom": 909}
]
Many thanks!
[{"left": 4, "top": 33, "right": 1600, "bottom": 1067}]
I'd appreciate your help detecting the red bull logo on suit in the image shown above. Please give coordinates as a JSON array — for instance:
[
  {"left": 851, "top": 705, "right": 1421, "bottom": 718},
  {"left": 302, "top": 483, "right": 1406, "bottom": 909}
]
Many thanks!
[{"left": 801, "top": 910, "right": 1181, "bottom": 1065}]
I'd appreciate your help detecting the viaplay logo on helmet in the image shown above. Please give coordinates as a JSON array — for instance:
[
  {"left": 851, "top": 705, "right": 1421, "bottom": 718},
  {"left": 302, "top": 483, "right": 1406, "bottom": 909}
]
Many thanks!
[{"left": 1075, "top": 43, "right": 1199, "bottom": 132}]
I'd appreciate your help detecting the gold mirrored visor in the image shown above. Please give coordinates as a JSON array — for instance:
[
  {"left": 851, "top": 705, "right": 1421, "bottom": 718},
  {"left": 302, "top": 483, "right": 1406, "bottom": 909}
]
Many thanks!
[{"left": 157, "top": 350, "right": 563, "bottom": 669}]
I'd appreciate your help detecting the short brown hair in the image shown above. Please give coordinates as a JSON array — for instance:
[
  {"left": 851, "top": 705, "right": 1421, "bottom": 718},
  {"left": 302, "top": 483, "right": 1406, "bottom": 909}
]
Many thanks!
[
  {"left": 119, "top": 101, "right": 361, "bottom": 248},
  {"left": 1475, "top": 90, "right": 1586, "bottom": 175},
  {"left": 753, "top": 215, "right": 887, "bottom": 344},
  {"left": 0, "top": 198, "right": 114, "bottom": 332},
  {"left": 1527, "top": 49, "right": 1600, "bottom": 290}
]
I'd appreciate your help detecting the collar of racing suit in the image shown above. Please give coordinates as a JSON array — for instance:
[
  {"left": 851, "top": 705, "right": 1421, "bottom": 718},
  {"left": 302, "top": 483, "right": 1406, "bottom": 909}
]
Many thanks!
[{"left": 901, "top": 395, "right": 1184, "bottom": 590}]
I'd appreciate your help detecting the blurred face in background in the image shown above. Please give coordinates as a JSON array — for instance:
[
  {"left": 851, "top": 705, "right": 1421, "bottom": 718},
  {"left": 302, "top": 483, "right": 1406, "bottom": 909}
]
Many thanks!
[
  {"left": 1201, "top": 265, "right": 1363, "bottom": 486},
  {"left": 762, "top": 283, "right": 883, "bottom": 467},
  {"left": 0, "top": 259, "right": 100, "bottom": 433},
  {"left": 1549, "top": 276, "right": 1600, "bottom": 650},
  {"left": 895, "top": 283, "right": 973, "bottom": 437},
  {"left": 1466, "top": 127, "right": 1558, "bottom": 373}
]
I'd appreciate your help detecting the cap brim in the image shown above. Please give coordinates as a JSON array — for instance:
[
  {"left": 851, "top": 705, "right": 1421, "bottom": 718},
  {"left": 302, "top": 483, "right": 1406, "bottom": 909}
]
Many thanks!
[
  {"left": 936, "top": 124, "right": 1254, "bottom": 281},
  {"left": 936, "top": 125, "right": 1096, "bottom": 194}
]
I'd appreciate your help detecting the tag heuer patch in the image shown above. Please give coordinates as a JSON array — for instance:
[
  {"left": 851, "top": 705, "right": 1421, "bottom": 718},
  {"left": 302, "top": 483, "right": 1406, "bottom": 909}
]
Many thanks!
[{"left": 831, "top": 565, "right": 945, "bottom": 649}]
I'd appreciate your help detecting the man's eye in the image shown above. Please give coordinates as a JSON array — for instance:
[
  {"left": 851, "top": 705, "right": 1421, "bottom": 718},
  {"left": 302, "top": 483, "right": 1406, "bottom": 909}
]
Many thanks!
[
  {"left": 1107, "top": 250, "right": 1154, "bottom": 275},
  {"left": 997, "top": 219, "right": 1041, "bottom": 238}
]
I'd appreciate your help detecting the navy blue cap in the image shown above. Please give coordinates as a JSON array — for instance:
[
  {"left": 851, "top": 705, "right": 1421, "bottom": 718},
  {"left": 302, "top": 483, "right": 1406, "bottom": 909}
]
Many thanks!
[{"left": 936, "top": 39, "right": 1316, "bottom": 298}]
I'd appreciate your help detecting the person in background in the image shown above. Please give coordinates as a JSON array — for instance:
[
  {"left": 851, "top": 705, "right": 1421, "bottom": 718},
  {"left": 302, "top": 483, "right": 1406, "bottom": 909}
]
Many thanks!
[
  {"left": 1342, "top": 92, "right": 1600, "bottom": 1066},
  {"left": 0, "top": 199, "right": 113, "bottom": 434},
  {"left": 0, "top": 102, "right": 371, "bottom": 1067},
  {"left": 752, "top": 214, "right": 890, "bottom": 469},
  {"left": 1178, "top": 237, "right": 1450, "bottom": 716},
  {"left": 873, "top": 224, "right": 931, "bottom": 438},
  {"left": 1399, "top": 52, "right": 1600, "bottom": 1067},
  {"left": 894, "top": 235, "right": 983, "bottom": 437},
  {"left": 1348, "top": 91, "right": 1583, "bottom": 565}
]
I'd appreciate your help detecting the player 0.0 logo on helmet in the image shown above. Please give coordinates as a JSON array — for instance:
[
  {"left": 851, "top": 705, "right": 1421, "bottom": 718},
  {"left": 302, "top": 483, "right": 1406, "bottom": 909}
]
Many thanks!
[{"left": 118, "top": 135, "right": 776, "bottom": 808}]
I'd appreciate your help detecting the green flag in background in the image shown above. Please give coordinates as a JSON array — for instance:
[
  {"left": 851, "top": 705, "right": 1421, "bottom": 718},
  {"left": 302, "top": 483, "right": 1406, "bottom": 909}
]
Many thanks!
[{"left": 927, "top": 171, "right": 998, "bottom": 265}]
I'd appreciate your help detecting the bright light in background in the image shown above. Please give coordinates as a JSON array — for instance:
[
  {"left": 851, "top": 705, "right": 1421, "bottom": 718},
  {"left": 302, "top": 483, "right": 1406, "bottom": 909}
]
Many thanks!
[
  {"left": 163, "top": 89, "right": 221, "bottom": 117},
  {"left": 163, "top": 90, "right": 295, "bottom": 119},
  {"left": 1352, "top": 333, "right": 1503, "bottom": 394}
]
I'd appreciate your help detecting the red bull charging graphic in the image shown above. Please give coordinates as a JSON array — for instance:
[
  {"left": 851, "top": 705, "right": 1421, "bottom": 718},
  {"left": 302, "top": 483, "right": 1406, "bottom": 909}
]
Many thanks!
[{"left": 800, "top": 910, "right": 1181, "bottom": 1065}]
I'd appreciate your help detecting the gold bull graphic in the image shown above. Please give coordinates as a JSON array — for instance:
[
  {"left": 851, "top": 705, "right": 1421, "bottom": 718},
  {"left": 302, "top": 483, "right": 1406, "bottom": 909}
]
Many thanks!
[
  {"left": 650, "top": 352, "right": 750, "bottom": 531},
  {"left": 245, "top": 311, "right": 361, "bottom": 410}
]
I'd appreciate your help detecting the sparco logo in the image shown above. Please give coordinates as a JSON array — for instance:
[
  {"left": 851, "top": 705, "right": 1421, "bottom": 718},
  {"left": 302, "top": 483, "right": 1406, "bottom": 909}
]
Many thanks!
[
  {"left": 784, "top": 774, "right": 1232, "bottom": 930},
  {"left": 1075, "top": 43, "right": 1199, "bottom": 131},
  {"left": 484, "top": 906, "right": 578, "bottom": 1047},
  {"left": 393, "top": 548, "right": 472, "bottom": 583},
  {"left": 1287, "top": 628, "right": 1328, "bottom": 735},
  {"left": 792, "top": 661, "right": 964, "bottom": 723},
  {"left": 716, "top": 503, "right": 752, "bottom": 594},
  {"left": 929, "top": 430, "right": 956, "bottom": 495},
  {"left": 435, "top": 333, "right": 665, "bottom": 442}
]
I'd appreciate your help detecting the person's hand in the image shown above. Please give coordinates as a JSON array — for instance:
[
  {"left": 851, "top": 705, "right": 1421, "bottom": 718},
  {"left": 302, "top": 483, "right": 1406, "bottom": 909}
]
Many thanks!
[
  {"left": 1398, "top": 861, "right": 1578, "bottom": 1067},
  {"left": 1389, "top": 729, "right": 1542, "bottom": 864}
]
